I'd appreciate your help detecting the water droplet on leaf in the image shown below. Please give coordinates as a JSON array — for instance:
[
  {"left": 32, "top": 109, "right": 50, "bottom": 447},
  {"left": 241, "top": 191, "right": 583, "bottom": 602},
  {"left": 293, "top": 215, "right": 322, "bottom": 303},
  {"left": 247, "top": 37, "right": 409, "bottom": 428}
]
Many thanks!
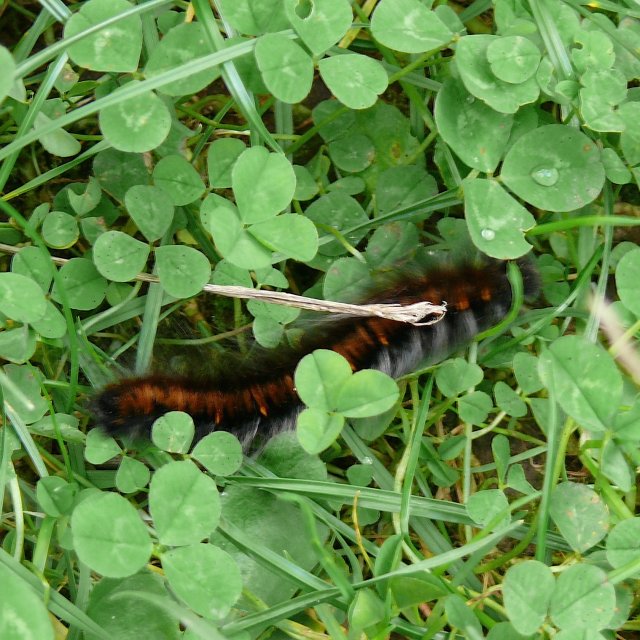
[
  {"left": 531, "top": 166, "right": 559, "bottom": 186},
  {"left": 295, "top": 0, "right": 313, "bottom": 19},
  {"left": 481, "top": 228, "right": 496, "bottom": 241}
]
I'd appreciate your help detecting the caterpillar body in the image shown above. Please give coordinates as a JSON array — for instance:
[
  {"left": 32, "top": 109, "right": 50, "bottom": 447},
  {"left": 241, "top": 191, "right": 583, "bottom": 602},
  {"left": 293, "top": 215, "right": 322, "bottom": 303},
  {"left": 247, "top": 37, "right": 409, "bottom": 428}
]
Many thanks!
[{"left": 92, "top": 260, "right": 538, "bottom": 447}]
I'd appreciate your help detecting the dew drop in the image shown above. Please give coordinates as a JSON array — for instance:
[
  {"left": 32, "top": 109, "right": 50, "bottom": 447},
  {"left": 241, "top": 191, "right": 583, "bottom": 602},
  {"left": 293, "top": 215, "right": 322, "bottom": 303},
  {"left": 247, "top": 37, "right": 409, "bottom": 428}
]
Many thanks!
[
  {"left": 531, "top": 166, "right": 559, "bottom": 186},
  {"left": 361, "top": 456, "right": 373, "bottom": 465},
  {"left": 295, "top": 0, "right": 313, "bottom": 18},
  {"left": 466, "top": 95, "right": 475, "bottom": 104},
  {"left": 481, "top": 228, "right": 496, "bottom": 241}
]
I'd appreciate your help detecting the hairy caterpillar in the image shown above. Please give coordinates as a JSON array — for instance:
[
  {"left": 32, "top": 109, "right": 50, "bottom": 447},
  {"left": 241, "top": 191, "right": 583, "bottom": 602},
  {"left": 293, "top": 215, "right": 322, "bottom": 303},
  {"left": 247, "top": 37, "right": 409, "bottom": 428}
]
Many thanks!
[{"left": 92, "top": 259, "right": 538, "bottom": 447}]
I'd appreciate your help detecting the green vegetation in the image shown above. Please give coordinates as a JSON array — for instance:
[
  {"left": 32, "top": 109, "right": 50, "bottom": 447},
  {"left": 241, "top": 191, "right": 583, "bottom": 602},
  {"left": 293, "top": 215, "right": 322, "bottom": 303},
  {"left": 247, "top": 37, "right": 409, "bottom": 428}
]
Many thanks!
[{"left": 1, "top": 0, "right": 640, "bottom": 638}]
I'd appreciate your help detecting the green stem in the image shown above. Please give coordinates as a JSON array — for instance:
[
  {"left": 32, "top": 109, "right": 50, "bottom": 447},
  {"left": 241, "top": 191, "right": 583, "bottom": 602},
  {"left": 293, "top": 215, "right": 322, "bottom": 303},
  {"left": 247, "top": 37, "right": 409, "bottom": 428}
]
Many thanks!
[{"left": 527, "top": 215, "right": 640, "bottom": 236}]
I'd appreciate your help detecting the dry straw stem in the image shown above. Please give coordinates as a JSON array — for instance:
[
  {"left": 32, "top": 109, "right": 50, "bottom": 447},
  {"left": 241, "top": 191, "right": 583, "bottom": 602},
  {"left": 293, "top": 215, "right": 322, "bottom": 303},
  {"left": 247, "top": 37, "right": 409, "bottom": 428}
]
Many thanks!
[
  {"left": 594, "top": 294, "right": 640, "bottom": 385},
  {"left": 0, "top": 243, "right": 447, "bottom": 326}
]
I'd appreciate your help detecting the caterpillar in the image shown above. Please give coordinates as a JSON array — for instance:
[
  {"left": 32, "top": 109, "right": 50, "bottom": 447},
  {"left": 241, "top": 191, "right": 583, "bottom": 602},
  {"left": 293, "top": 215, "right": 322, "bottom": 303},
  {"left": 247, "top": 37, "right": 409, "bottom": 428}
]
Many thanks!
[{"left": 92, "top": 259, "right": 539, "bottom": 447}]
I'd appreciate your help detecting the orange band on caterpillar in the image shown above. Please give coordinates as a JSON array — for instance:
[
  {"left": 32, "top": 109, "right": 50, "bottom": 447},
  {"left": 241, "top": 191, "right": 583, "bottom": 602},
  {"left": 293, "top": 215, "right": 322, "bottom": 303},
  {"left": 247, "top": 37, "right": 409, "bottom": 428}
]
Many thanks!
[{"left": 92, "top": 260, "right": 538, "bottom": 446}]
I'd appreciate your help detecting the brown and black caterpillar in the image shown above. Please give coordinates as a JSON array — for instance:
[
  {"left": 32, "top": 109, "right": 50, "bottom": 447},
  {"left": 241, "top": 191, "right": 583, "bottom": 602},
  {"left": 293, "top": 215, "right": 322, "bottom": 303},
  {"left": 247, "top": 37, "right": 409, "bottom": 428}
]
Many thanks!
[{"left": 92, "top": 259, "right": 538, "bottom": 446}]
